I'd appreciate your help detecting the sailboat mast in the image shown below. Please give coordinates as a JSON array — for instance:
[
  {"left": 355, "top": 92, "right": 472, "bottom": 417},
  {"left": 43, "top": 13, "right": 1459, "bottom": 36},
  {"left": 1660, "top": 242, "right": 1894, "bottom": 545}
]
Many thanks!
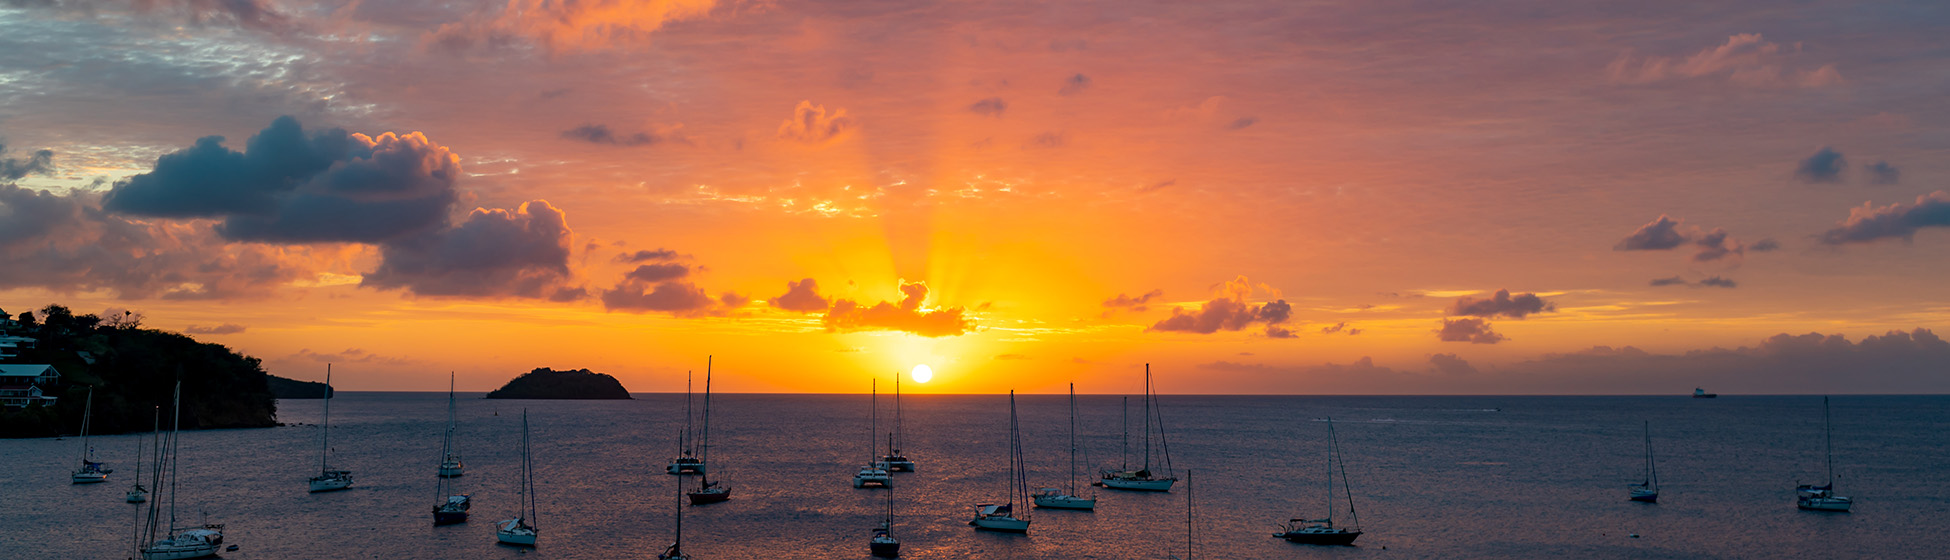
[
  {"left": 1823, "top": 396, "right": 1834, "bottom": 485},
  {"left": 80, "top": 386, "right": 92, "bottom": 464},
  {"left": 871, "top": 379, "right": 878, "bottom": 465},
  {"left": 1185, "top": 469, "right": 1194, "bottom": 560},
  {"left": 321, "top": 365, "right": 332, "bottom": 475},
  {"left": 168, "top": 381, "right": 181, "bottom": 531},
  {"left": 1143, "top": 364, "right": 1152, "bottom": 471},
  {"left": 684, "top": 370, "right": 693, "bottom": 456},
  {"left": 523, "top": 409, "right": 536, "bottom": 528},
  {"left": 894, "top": 374, "right": 903, "bottom": 454},
  {"left": 701, "top": 356, "right": 712, "bottom": 486},
  {"left": 1325, "top": 418, "right": 1334, "bottom": 526},
  {"left": 1068, "top": 383, "right": 1077, "bottom": 495},
  {"left": 1120, "top": 396, "right": 1129, "bottom": 471}
]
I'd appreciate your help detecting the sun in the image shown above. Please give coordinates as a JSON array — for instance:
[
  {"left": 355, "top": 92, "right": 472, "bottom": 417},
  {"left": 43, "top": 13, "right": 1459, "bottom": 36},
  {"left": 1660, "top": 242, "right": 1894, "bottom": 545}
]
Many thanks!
[{"left": 910, "top": 364, "right": 933, "bottom": 384}]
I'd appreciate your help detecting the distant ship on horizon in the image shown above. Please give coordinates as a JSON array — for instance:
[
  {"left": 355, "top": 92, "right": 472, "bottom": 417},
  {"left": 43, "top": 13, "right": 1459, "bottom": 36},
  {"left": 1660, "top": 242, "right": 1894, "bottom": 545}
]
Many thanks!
[{"left": 1693, "top": 388, "right": 1718, "bottom": 399}]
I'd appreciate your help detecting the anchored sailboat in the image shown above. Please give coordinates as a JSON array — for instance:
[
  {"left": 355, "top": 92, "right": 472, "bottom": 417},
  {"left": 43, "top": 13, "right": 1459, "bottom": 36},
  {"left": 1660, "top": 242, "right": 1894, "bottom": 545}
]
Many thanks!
[
  {"left": 439, "top": 372, "right": 464, "bottom": 478},
  {"left": 135, "top": 381, "right": 226, "bottom": 560},
  {"left": 1098, "top": 364, "right": 1176, "bottom": 491},
  {"left": 1034, "top": 383, "right": 1096, "bottom": 510},
  {"left": 668, "top": 370, "right": 705, "bottom": 475},
  {"left": 658, "top": 466, "right": 691, "bottom": 559},
  {"left": 881, "top": 375, "right": 916, "bottom": 472},
  {"left": 307, "top": 365, "right": 352, "bottom": 493},
  {"left": 1629, "top": 421, "right": 1659, "bottom": 503},
  {"left": 688, "top": 357, "right": 730, "bottom": 505},
  {"left": 869, "top": 458, "right": 901, "bottom": 557},
  {"left": 496, "top": 409, "right": 540, "bottom": 546},
  {"left": 126, "top": 406, "right": 157, "bottom": 503},
  {"left": 853, "top": 378, "right": 892, "bottom": 489},
  {"left": 1277, "top": 418, "right": 1362, "bottom": 546},
  {"left": 71, "top": 386, "right": 111, "bottom": 483},
  {"left": 969, "top": 391, "right": 1031, "bottom": 533},
  {"left": 433, "top": 373, "right": 471, "bottom": 525},
  {"left": 1796, "top": 396, "right": 1852, "bottom": 512}
]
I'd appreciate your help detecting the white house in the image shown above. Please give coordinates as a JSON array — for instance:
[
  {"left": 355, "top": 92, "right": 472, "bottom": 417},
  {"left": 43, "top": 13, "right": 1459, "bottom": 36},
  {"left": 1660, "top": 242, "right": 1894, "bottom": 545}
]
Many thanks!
[
  {"left": 0, "top": 335, "right": 36, "bottom": 360},
  {"left": 0, "top": 364, "right": 61, "bottom": 407}
]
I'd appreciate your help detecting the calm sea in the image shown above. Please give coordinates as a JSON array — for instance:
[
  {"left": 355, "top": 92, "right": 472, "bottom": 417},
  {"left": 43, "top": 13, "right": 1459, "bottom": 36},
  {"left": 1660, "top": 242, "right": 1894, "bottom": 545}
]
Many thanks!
[{"left": 5, "top": 394, "right": 1948, "bottom": 559}]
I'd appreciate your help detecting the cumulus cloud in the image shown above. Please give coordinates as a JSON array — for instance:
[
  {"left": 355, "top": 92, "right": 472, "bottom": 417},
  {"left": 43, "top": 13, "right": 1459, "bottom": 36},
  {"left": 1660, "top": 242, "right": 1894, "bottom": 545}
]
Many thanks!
[
  {"left": 1148, "top": 276, "right": 1292, "bottom": 338},
  {"left": 969, "top": 97, "right": 1008, "bottom": 117},
  {"left": 1796, "top": 147, "right": 1847, "bottom": 183},
  {"left": 427, "top": 0, "right": 716, "bottom": 53},
  {"left": 1615, "top": 215, "right": 1687, "bottom": 251},
  {"left": 1864, "top": 161, "right": 1900, "bottom": 185},
  {"left": 1103, "top": 289, "right": 1164, "bottom": 312},
  {"left": 601, "top": 279, "right": 721, "bottom": 315},
  {"left": 561, "top": 124, "right": 681, "bottom": 147},
  {"left": 361, "top": 200, "right": 575, "bottom": 298},
  {"left": 822, "top": 280, "right": 973, "bottom": 337},
  {"left": 1059, "top": 73, "right": 1090, "bottom": 95},
  {"left": 1692, "top": 229, "right": 1743, "bottom": 262},
  {"left": 777, "top": 101, "right": 856, "bottom": 144},
  {"left": 624, "top": 263, "right": 690, "bottom": 283},
  {"left": 1818, "top": 191, "right": 1950, "bottom": 245},
  {"left": 1448, "top": 289, "right": 1553, "bottom": 319},
  {"left": 1320, "top": 322, "right": 1361, "bottom": 335},
  {"left": 1607, "top": 34, "right": 1843, "bottom": 89},
  {"left": 0, "top": 142, "right": 55, "bottom": 180},
  {"left": 770, "top": 278, "right": 831, "bottom": 313},
  {"left": 103, "top": 116, "right": 461, "bottom": 244},
  {"left": 185, "top": 323, "right": 247, "bottom": 334},
  {"left": 1439, "top": 318, "right": 1504, "bottom": 344}
]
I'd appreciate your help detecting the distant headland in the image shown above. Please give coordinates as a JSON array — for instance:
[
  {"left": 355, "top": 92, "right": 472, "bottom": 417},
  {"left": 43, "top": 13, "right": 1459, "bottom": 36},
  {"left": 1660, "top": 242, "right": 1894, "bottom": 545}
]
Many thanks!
[
  {"left": 486, "top": 368, "right": 632, "bottom": 400},
  {"left": 267, "top": 375, "right": 333, "bottom": 399}
]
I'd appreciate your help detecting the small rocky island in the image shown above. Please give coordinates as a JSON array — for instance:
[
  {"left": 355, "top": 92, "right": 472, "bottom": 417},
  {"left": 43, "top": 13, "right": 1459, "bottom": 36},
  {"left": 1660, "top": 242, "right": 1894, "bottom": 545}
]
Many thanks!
[{"left": 486, "top": 368, "right": 632, "bottom": 400}]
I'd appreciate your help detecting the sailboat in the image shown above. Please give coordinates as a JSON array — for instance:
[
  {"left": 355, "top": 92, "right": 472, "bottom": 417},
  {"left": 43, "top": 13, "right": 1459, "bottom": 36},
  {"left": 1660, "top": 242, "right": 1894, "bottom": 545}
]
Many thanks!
[
  {"left": 1168, "top": 470, "right": 1196, "bottom": 560},
  {"left": 1035, "top": 382, "right": 1096, "bottom": 510},
  {"left": 969, "top": 391, "right": 1031, "bottom": 533},
  {"left": 1276, "top": 417, "right": 1362, "bottom": 546},
  {"left": 657, "top": 467, "right": 691, "bottom": 560},
  {"left": 71, "top": 386, "right": 111, "bottom": 483},
  {"left": 126, "top": 406, "right": 156, "bottom": 503},
  {"left": 870, "top": 450, "right": 901, "bottom": 557},
  {"left": 1629, "top": 421, "right": 1659, "bottom": 503},
  {"left": 439, "top": 372, "right": 464, "bottom": 478},
  {"left": 308, "top": 366, "right": 352, "bottom": 493},
  {"left": 881, "top": 375, "right": 916, "bottom": 472},
  {"left": 433, "top": 374, "right": 471, "bottom": 525},
  {"left": 135, "top": 381, "right": 226, "bottom": 560},
  {"left": 1098, "top": 364, "right": 1176, "bottom": 491},
  {"left": 853, "top": 378, "right": 893, "bottom": 489},
  {"left": 668, "top": 370, "right": 705, "bottom": 475},
  {"left": 688, "top": 357, "right": 731, "bottom": 504},
  {"left": 1796, "top": 396, "right": 1852, "bottom": 512},
  {"left": 496, "top": 409, "right": 540, "bottom": 546}
]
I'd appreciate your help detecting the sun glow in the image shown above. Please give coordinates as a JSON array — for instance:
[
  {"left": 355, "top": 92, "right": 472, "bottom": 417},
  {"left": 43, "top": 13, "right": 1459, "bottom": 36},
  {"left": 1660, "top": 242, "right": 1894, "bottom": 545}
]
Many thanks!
[{"left": 910, "top": 364, "right": 933, "bottom": 383}]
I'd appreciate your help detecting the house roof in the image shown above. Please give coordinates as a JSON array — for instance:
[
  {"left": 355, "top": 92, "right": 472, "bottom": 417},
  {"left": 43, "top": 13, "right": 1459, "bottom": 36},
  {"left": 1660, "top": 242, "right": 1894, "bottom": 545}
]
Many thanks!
[{"left": 0, "top": 364, "right": 59, "bottom": 378}]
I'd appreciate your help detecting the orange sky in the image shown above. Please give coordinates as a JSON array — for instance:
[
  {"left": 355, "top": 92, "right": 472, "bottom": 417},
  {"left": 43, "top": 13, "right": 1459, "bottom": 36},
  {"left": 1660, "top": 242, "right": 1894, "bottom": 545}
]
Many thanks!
[{"left": 1, "top": 0, "right": 1946, "bottom": 394}]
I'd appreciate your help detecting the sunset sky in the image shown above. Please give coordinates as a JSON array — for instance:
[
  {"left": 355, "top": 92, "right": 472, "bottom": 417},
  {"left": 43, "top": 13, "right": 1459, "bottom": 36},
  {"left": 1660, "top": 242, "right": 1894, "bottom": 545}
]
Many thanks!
[{"left": 2, "top": 0, "right": 1946, "bottom": 394}]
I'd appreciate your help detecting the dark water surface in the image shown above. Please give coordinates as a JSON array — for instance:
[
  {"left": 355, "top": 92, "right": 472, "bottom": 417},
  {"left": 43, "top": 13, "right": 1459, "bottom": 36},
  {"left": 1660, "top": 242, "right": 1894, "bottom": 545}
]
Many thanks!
[{"left": 6, "top": 394, "right": 1948, "bottom": 559}]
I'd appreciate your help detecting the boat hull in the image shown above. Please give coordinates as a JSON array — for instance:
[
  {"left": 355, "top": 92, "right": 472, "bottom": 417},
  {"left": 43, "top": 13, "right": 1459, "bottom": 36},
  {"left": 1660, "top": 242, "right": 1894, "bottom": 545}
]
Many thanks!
[
  {"left": 433, "top": 510, "right": 469, "bottom": 525},
  {"left": 882, "top": 458, "right": 916, "bottom": 472},
  {"left": 1032, "top": 494, "right": 1096, "bottom": 510},
  {"left": 140, "top": 543, "right": 219, "bottom": 560},
  {"left": 72, "top": 472, "right": 109, "bottom": 484},
  {"left": 854, "top": 470, "right": 893, "bottom": 488},
  {"left": 1629, "top": 493, "right": 1658, "bottom": 503},
  {"left": 1280, "top": 530, "right": 1361, "bottom": 546},
  {"left": 308, "top": 475, "right": 353, "bottom": 493},
  {"left": 1098, "top": 477, "right": 1174, "bottom": 491},
  {"left": 870, "top": 539, "right": 901, "bottom": 557},
  {"left": 1798, "top": 497, "right": 1853, "bottom": 512},
  {"left": 127, "top": 489, "right": 149, "bottom": 503},
  {"left": 969, "top": 516, "right": 1030, "bottom": 533},
  {"left": 666, "top": 459, "right": 705, "bottom": 475},
  {"left": 688, "top": 487, "right": 731, "bottom": 504},
  {"left": 496, "top": 531, "right": 537, "bottom": 546},
  {"left": 438, "top": 465, "right": 464, "bottom": 478}
]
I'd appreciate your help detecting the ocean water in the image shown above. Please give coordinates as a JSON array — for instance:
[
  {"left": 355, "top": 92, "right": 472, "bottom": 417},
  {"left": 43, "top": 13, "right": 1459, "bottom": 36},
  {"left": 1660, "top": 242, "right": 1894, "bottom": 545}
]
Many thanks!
[{"left": 4, "top": 393, "right": 1948, "bottom": 559}]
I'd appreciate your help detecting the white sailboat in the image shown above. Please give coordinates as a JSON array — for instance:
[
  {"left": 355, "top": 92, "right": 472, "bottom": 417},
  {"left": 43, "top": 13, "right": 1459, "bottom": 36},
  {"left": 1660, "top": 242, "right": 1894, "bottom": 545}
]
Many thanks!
[
  {"left": 438, "top": 372, "right": 464, "bottom": 478},
  {"left": 1098, "top": 364, "right": 1176, "bottom": 491},
  {"left": 308, "top": 365, "right": 352, "bottom": 493},
  {"left": 126, "top": 406, "right": 156, "bottom": 503},
  {"left": 496, "top": 409, "right": 540, "bottom": 546},
  {"left": 1034, "top": 382, "right": 1096, "bottom": 510},
  {"left": 969, "top": 391, "right": 1031, "bottom": 533},
  {"left": 688, "top": 357, "right": 730, "bottom": 504},
  {"left": 667, "top": 370, "right": 705, "bottom": 475},
  {"left": 880, "top": 375, "right": 916, "bottom": 472},
  {"left": 135, "top": 382, "right": 226, "bottom": 560},
  {"left": 853, "top": 378, "right": 892, "bottom": 489},
  {"left": 1276, "top": 418, "right": 1362, "bottom": 546},
  {"left": 1796, "top": 396, "right": 1852, "bottom": 512},
  {"left": 71, "top": 386, "right": 111, "bottom": 483},
  {"left": 870, "top": 473, "right": 901, "bottom": 557},
  {"left": 1629, "top": 420, "right": 1659, "bottom": 503}
]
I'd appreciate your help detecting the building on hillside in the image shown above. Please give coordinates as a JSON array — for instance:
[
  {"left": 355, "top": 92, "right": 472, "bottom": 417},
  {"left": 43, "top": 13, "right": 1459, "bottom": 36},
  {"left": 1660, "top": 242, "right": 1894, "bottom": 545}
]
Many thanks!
[
  {"left": 0, "top": 364, "right": 61, "bottom": 407},
  {"left": 0, "top": 335, "right": 36, "bottom": 360}
]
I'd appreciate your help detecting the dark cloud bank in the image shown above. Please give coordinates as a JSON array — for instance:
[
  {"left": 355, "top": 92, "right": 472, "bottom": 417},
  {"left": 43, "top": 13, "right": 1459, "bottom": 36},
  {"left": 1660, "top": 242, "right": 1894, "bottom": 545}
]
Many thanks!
[{"left": 1200, "top": 329, "right": 1950, "bottom": 394}]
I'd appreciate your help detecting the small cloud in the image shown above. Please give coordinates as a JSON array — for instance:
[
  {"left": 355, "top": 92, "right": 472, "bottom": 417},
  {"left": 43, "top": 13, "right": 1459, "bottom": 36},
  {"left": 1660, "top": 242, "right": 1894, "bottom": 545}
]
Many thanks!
[
  {"left": 1059, "top": 73, "right": 1091, "bottom": 95},
  {"left": 1699, "top": 276, "right": 1738, "bottom": 288},
  {"left": 1649, "top": 276, "right": 1688, "bottom": 287},
  {"left": 1139, "top": 179, "right": 1176, "bottom": 193},
  {"left": 615, "top": 249, "right": 681, "bottom": 263},
  {"left": 1225, "top": 117, "right": 1258, "bottom": 130},
  {"left": 1864, "top": 161, "right": 1900, "bottom": 185},
  {"left": 0, "top": 143, "right": 55, "bottom": 180},
  {"left": 770, "top": 278, "right": 831, "bottom": 313},
  {"left": 823, "top": 280, "right": 974, "bottom": 337},
  {"left": 1616, "top": 215, "right": 1688, "bottom": 251},
  {"left": 1438, "top": 318, "right": 1504, "bottom": 344},
  {"left": 1148, "top": 276, "right": 1292, "bottom": 338},
  {"left": 1320, "top": 322, "right": 1355, "bottom": 334},
  {"left": 777, "top": 101, "right": 857, "bottom": 144},
  {"left": 1102, "top": 289, "right": 1164, "bottom": 312},
  {"left": 1692, "top": 229, "right": 1744, "bottom": 262},
  {"left": 1027, "top": 132, "right": 1067, "bottom": 149},
  {"left": 1796, "top": 147, "right": 1847, "bottom": 183},
  {"left": 1819, "top": 190, "right": 1950, "bottom": 245},
  {"left": 969, "top": 97, "right": 1008, "bottom": 117},
  {"left": 291, "top": 348, "right": 411, "bottom": 365},
  {"left": 560, "top": 124, "right": 681, "bottom": 147},
  {"left": 624, "top": 263, "right": 690, "bottom": 283},
  {"left": 1447, "top": 289, "right": 1554, "bottom": 319},
  {"left": 1749, "top": 238, "right": 1781, "bottom": 252},
  {"left": 184, "top": 324, "right": 247, "bottom": 335}
]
